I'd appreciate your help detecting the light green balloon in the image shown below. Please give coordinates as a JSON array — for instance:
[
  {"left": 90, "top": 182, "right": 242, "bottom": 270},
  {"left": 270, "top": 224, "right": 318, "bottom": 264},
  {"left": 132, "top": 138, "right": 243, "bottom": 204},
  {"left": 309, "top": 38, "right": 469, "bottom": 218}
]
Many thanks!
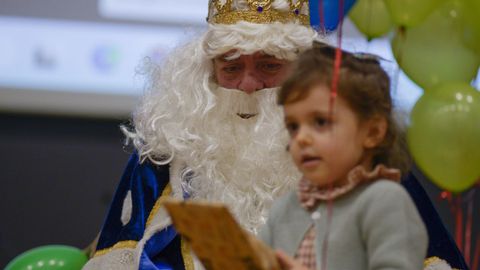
[
  {"left": 5, "top": 245, "right": 88, "bottom": 270},
  {"left": 391, "top": 0, "right": 480, "bottom": 90},
  {"left": 349, "top": 0, "right": 393, "bottom": 40},
  {"left": 461, "top": 0, "right": 480, "bottom": 53},
  {"left": 408, "top": 83, "right": 480, "bottom": 193},
  {"left": 384, "top": 0, "right": 444, "bottom": 27}
]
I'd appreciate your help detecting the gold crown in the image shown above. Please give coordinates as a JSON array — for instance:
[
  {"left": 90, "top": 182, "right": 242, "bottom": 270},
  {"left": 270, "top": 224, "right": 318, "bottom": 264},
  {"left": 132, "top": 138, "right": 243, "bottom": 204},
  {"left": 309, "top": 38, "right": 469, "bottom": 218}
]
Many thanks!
[{"left": 207, "top": 0, "right": 310, "bottom": 26}]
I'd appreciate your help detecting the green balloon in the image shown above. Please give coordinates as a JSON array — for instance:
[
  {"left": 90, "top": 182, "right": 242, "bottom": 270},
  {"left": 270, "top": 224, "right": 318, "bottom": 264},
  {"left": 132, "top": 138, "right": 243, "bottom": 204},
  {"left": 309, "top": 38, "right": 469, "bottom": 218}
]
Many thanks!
[
  {"left": 5, "top": 245, "right": 88, "bottom": 270},
  {"left": 349, "top": 0, "right": 394, "bottom": 39},
  {"left": 408, "top": 83, "right": 480, "bottom": 193},
  {"left": 391, "top": 0, "right": 480, "bottom": 90},
  {"left": 384, "top": 0, "right": 444, "bottom": 27},
  {"left": 461, "top": 0, "right": 480, "bottom": 53}
]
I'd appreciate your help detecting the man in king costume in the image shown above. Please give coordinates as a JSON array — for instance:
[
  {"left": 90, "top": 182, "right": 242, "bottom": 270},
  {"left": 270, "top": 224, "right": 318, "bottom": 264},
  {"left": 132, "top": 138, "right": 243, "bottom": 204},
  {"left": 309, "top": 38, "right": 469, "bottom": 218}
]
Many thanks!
[
  {"left": 83, "top": 0, "right": 469, "bottom": 269},
  {"left": 84, "top": 1, "right": 316, "bottom": 269}
]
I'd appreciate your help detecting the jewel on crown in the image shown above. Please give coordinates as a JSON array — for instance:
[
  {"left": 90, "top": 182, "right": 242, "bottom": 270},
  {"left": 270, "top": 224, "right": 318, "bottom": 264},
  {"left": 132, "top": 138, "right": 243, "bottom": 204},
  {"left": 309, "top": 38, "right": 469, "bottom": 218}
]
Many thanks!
[{"left": 208, "top": 0, "right": 310, "bottom": 26}]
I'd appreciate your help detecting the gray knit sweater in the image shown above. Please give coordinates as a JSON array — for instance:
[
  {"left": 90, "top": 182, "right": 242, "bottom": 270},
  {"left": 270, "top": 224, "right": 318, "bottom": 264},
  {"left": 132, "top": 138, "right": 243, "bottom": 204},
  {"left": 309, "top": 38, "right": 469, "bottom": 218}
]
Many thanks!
[{"left": 259, "top": 180, "right": 428, "bottom": 270}]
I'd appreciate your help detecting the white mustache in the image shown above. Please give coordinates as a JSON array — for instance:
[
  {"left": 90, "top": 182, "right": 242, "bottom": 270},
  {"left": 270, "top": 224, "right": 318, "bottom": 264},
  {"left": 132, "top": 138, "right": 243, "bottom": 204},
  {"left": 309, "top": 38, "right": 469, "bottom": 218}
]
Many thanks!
[{"left": 212, "top": 86, "right": 280, "bottom": 116}]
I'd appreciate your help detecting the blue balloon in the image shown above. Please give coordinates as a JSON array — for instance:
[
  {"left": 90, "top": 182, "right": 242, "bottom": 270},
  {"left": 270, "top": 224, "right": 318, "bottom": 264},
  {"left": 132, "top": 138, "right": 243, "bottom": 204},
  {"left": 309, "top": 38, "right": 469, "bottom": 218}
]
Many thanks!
[{"left": 310, "top": 0, "right": 357, "bottom": 32}]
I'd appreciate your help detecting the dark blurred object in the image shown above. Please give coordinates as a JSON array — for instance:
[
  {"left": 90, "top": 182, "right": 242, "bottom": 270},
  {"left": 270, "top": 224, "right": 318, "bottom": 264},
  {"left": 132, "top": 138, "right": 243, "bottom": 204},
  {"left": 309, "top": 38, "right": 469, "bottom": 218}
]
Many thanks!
[
  {"left": 407, "top": 165, "right": 480, "bottom": 270},
  {"left": 0, "top": 113, "right": 130, "bottom": 268}
]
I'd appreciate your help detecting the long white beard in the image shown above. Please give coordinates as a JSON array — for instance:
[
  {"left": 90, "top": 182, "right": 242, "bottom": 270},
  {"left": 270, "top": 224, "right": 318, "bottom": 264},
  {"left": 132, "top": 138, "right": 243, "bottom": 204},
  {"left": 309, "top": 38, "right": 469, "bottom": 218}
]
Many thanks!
[{"left": 170, "top": 86, "right": 300, "bottom": 233}]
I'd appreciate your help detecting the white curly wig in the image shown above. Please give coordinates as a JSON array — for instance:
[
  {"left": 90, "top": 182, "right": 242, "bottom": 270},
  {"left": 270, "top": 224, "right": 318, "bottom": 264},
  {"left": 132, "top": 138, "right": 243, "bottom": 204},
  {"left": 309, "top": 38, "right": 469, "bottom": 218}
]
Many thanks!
[{"left": 125, "top": 4, "right": 318, "bottom": 232}]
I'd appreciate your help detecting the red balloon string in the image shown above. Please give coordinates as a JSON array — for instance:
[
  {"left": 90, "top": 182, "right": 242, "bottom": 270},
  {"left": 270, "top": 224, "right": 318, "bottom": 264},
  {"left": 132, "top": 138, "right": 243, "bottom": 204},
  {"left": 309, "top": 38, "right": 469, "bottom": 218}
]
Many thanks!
[
  {"left": 464, "top": 193, "right": 473, "bottom": 265},
  {"left": 472, "top": 234, "right": 479, "bottom": 270},
  {"left": 328, "top": 2, "right": 344, "bottom": 118},
  {"left": 321, "top": 1, "right": 345, "bottom": 270},
  {"left": 318, "top": 0, "right": 324, "bottom": 33},
  {"left": 328, "top": 55, "right": 340, "bottom": 119},
  {"left": 454, "top": 195, "right": 464, "bottom": 254}
]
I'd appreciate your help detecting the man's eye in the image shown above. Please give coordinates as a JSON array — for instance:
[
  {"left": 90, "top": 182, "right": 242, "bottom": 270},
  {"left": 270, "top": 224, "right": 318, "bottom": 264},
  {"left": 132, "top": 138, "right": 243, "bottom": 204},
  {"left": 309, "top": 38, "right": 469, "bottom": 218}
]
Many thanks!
[
  {"left": 259, "top": 62, "right": 283, "bottom": 73},
  {"left": 222, "top": 65, "right": 242, "bottom": 73}
]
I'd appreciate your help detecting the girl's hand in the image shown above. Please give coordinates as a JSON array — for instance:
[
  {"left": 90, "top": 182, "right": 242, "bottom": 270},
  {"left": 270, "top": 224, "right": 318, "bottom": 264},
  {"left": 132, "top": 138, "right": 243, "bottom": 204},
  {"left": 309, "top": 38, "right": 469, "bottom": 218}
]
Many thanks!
[{"left": 275, "top": 250, "right": 309, "bottom": 270}]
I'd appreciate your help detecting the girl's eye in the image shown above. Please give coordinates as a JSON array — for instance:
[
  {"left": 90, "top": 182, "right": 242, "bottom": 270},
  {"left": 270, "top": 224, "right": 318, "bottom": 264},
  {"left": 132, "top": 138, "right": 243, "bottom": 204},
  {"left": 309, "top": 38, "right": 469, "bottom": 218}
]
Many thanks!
[
  {"left": 285, "top": 122, "right": 298, "bottom": 136},
  {"left": 314, "top": 117, "right": 329, "bottom": 127}
]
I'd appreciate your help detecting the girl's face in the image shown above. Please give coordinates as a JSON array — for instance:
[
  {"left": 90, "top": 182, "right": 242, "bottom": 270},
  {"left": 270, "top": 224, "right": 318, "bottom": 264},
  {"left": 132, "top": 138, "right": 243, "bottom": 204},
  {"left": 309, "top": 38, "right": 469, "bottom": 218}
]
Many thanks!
[{"left": 284, "top": 84, "right": 382, "bottom": 187}]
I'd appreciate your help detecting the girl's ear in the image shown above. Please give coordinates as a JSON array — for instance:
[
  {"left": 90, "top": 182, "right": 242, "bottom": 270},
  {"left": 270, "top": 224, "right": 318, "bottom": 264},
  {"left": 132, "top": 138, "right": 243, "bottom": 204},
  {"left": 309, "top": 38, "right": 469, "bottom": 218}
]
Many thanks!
[{"left": 363, "top": 116, "right": 387, "bottom": 149}]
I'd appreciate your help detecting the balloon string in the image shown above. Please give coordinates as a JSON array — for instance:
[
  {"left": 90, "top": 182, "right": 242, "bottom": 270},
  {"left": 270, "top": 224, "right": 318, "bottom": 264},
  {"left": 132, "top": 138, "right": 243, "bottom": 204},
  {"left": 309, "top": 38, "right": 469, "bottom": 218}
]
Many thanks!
[
  {"left": 318, "top": 0, "right": 324, "bottom": 34},
  {"left": 329, "top": 48, "right": 341, "bottom": 115},
  {"left": 464, "top": 190, "right": 475, "bottom": 265},
  {"left": 329, "top": 1, "right": 344, "bottom": 116},
  {"left": 321, "top": 1, "right": 344, "bottom": 270},
  {"left": 472, "top": 234, "right": 479, "bottom": 270},
  {"left": 454, "top": 195, "right": 464, "bottom": 253}
]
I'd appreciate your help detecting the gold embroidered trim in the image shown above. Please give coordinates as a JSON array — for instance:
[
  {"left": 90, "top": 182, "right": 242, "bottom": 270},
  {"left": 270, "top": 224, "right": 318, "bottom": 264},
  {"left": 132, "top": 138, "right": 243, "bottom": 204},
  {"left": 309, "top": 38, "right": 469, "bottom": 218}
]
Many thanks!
[
  {"left": 424, "top": 256, "right": 441, "bottom": 266},
  {"left": 212, "top": 10, "right": 309, "bottom": 26},
  {"left": 424, "top": 256, "right": 460, "bottom": 270},
  {"left": 181, "top": 237, "right": 195, "bottom": 270},
  {"left": 93, "top": 240, "right": 138, "bottom": 257},
  {"left": 146, "top": 183, "right": 173, "bottom": 228}
]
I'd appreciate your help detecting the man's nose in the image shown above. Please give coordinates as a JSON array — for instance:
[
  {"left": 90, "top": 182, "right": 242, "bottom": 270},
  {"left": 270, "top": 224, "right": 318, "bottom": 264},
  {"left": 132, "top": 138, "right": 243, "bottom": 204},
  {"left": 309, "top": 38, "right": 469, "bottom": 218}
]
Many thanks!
[{"left": 237, "top": 72, "right": 264, "bottom": 94}]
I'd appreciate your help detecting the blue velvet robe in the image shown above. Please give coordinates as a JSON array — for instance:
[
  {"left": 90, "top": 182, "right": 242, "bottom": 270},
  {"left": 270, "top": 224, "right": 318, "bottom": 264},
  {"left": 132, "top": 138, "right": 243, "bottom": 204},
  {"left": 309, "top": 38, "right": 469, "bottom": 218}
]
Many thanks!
[{"left": 93, "top": 153, "right": 469, "bottom": 270}]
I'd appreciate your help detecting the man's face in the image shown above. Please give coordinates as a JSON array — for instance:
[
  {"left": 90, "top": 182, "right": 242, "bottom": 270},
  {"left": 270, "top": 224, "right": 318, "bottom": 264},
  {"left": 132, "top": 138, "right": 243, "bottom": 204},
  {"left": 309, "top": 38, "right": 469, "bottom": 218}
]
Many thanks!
[{"left": 213, "top": 51, "right": 291, "bottom": 94}]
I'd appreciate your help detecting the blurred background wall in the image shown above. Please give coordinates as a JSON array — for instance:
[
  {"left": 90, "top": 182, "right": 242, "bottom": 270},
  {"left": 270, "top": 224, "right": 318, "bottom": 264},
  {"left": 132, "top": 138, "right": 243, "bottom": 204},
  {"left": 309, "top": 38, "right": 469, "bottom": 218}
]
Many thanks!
[{"left": 0, "top": 113, "right": 128, "bottom": 266}]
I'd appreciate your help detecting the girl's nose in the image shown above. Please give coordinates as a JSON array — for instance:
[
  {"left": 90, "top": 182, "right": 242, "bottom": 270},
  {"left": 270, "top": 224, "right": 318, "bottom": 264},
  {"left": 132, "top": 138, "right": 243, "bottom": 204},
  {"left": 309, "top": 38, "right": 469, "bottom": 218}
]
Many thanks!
[{"left": 295, "top": 126, "right": 313, "bottom": 147}]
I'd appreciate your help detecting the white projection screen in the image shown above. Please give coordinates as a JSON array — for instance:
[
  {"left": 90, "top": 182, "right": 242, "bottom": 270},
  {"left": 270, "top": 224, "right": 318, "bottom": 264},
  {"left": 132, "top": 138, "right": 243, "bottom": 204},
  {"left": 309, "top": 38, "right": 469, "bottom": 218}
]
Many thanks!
[
  {"left": 0, "top": 0, "right": 208, "bottom": 117},
  {"left": 1, "top": 0, "right": 453, "bottom": 118}
]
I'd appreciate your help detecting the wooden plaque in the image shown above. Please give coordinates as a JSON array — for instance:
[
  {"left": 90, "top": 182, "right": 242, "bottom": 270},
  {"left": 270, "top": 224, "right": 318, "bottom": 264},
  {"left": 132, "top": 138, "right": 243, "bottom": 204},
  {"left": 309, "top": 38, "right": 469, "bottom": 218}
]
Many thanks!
[{"left": 163, "top": 200, "right": 279, "bottom": 270}]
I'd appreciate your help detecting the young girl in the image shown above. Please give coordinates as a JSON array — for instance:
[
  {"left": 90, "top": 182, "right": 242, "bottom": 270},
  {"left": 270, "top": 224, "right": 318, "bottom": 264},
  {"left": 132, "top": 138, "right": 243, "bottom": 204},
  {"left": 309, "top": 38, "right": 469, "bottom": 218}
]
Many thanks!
[{"left": 259, "top": 42, "right": 428, "bottom": 270}]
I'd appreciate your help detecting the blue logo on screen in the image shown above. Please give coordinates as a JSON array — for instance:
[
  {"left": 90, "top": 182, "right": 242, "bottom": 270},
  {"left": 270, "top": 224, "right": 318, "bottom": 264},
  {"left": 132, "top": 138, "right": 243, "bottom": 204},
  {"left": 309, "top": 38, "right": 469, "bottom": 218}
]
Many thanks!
[{"left": 92, "top": 45, "right": 121, "bottom": 72}]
